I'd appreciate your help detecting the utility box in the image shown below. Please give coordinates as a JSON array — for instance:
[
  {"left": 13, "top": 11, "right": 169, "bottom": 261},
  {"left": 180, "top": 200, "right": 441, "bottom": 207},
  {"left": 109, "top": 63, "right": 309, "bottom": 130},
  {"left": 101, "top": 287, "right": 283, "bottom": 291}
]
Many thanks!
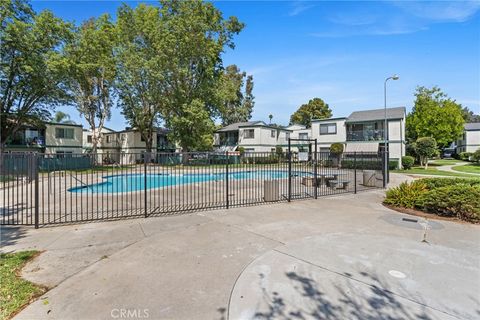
[
  {"left": 363, "top": 170, "right": 382, "bottom": 187},
  {"left": 264, "top": 180, "right": 280, "bottom": 202}
]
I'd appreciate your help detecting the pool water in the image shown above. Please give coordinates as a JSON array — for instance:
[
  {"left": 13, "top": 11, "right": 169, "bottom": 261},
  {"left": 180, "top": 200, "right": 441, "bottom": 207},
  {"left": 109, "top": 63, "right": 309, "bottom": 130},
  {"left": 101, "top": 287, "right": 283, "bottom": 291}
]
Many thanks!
[{"left": 68, "top": 170, "right": 310, "bottom": 193}]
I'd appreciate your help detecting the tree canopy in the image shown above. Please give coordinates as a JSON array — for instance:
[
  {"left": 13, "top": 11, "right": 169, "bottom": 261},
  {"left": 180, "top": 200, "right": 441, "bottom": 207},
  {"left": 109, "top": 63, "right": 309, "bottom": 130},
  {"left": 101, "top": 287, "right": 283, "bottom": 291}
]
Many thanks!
[
  {"left": 290, "top": 98, "right": 332, "bottom": 127},
  {"left": 406, "top": 86, "right": 464, "bottom": 149},
  {"left": 0, "top": 0, "right": 72, "bottom": 147},
  {"left": 216, "top": 64, "right": 254, "bottom": 126},
  {"left": 66, "top": 14, "right": 116, "bottom": 155},
  {"left": 462, "top": 106, "right": 480, "bottom": 123}
]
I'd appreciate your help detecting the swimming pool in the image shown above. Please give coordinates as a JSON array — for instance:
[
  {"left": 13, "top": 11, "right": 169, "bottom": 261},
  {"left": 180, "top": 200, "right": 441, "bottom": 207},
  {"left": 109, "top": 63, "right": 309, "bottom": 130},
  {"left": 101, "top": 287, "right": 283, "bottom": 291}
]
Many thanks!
[{"left": 68, "top": 170, "right": 311, "bottom": 193}]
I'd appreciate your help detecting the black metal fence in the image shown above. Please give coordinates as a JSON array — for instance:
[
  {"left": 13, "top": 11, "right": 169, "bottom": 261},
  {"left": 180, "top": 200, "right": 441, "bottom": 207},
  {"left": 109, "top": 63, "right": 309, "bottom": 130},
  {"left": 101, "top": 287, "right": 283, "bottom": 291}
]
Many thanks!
[{"left": 0, "top": 151, "right": 385, "bottom": 227}]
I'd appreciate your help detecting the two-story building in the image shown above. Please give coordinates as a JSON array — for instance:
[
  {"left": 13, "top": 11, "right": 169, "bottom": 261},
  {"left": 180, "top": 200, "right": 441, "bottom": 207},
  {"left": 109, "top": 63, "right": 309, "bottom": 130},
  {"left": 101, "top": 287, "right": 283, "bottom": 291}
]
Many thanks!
[
  {"left": 456, "top": 123, "right": 480, "bottom": 154},
  {"left": 82, "top": 127, "right": 177, "bottom": 164},
  {"left": 4, "top": 122, "right": 83, "bottom": 155},
  {"left": 214, "top": 121, "right": 292, "bottom": 153},
  {"left": 214, "top": 106, "right": 406, "bottom": 167}
]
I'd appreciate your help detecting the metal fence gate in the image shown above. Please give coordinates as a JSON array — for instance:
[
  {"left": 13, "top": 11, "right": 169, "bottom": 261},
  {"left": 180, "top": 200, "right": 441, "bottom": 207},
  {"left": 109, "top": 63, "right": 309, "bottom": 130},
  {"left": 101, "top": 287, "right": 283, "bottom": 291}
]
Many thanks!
[{"left": 1, "top": 150, "right": 386, "bottom": 227}]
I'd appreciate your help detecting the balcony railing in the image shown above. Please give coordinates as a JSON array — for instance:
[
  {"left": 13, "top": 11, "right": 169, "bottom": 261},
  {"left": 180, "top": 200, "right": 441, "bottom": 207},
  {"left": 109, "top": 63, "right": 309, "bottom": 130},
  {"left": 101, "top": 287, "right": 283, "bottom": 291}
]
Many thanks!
[{"left": 347, "top": 130, "right": 385, "bottom": 142}]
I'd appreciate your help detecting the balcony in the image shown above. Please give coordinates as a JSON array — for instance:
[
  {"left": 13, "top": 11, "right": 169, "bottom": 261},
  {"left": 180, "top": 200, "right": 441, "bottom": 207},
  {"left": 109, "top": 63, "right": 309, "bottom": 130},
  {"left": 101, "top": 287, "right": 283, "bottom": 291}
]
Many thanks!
[{"left": 347, "top": 129, "right": 385, "bottom": 142}]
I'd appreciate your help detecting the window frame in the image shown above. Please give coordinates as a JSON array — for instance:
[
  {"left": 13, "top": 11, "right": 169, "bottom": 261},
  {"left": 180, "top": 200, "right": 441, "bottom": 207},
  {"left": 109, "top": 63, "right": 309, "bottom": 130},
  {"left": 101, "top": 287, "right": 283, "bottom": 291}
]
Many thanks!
[
  {"left": 55, "top": 128, "right": 74, "bottom": 139},
  {"left": 244, "top": 129, "right": 255, "bottom": 139},
  {"left": 271, "top": 130, "right": 276, "bottom": 138},
  {"left": 319, "top": 123, "right": 337, "bottom": 135}
]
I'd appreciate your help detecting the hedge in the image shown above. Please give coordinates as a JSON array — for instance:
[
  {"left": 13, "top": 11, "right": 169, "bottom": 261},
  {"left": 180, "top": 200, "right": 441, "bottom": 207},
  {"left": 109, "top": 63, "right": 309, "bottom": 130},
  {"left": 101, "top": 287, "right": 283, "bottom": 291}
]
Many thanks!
[
  {"left": 401, "top": 156, "right": 415, "bottom": 169},
  {"left": 384, "top": 177, "right": 480, "bottom": 222}
]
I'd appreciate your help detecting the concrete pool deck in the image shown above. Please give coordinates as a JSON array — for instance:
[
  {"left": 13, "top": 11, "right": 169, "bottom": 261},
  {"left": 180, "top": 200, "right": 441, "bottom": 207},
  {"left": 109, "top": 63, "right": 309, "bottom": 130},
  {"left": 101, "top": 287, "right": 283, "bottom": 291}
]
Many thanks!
[{"left": 1, "top": 174, "right": 479, "bottom": 319}]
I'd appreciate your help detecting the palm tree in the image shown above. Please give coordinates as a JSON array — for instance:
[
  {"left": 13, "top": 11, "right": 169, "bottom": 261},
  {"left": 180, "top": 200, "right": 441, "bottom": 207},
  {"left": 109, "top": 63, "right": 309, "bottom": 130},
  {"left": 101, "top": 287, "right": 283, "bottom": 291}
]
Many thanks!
[
  {"left": 269, "top": 114, "right": 273, "bottom": 124},
  {"left": 54, "top": 111, "right": 76, "bottom": 124}
]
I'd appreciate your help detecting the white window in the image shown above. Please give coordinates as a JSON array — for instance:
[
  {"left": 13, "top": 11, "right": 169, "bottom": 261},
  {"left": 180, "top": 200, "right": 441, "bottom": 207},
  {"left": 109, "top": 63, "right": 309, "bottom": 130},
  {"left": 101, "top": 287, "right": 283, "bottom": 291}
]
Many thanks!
[
  {"left": 320, "top": 123, "right": 337, "bottom": 135},
  {"left": 286, "top": 132, "right": 290, "bottom": 140},
  {"left": 87, "top": 135, "right": 93, "bottom": 143},
  {"left": 271, "top": 130, "right": 276, "bottom": 138},
  {"left": 244, "top": 129, "right": 255, "bottom": 139},
  {"left": 55, "top": 128, "right": 74, "bottom": 139}
]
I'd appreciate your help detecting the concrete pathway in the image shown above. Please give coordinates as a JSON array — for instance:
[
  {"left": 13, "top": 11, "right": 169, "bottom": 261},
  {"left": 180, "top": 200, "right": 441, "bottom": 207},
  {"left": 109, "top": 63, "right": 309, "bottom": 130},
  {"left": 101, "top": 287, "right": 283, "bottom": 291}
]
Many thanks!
[
  {"left": 433, "top": 161, "right": 480, "bottom": 176},
  {"left": 1, "top": 173, "right": 479, "bottom": 320}
]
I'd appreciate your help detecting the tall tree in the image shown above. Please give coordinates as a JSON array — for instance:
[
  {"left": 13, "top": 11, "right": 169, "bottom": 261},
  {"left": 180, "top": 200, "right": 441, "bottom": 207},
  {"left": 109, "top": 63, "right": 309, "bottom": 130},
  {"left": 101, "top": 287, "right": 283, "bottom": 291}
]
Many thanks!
[
  {"left": 158, "top": 0, "right": 244, "bottom": 151},
  {"left": 462, "top": 106, "right": 480, "bottom": 123},
  {"left": 406, "top": 86, "right": 465, "bottom": 148},
  {"left": 53, "top": 111, "right": 75, "bottom": 124},
  {"left": 290, "top": 98, "right": 332, "bottom": 127},
  {"left": 66, "top": 14, "right": 116, "bottom": 156},
  {"left": 115, "top": 4, "right": 165, "bottom": 153},
  {"left": 217, "top": 64, "right": 254, "bottom": 126},
  {"left": 0, "top": 0, "right": 72, "bottom": 149}
]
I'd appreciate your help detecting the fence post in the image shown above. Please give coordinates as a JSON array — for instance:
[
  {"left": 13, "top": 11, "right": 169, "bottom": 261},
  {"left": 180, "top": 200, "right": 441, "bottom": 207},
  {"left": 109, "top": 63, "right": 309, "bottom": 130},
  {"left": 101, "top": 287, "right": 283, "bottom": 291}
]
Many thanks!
[
  {"left": 354, "top": 152, "right": 357, "bottom": 194},
  {"left": 225, "top": 151, "right": 229, "bottom": 209},
  {"left": 382, "top": 151, "right": 387, "bottom": 188},
  {"left": 314, "top": 139, "right": 317, "bottom": 199},
  {"left": 144, "top": 152, "right": 148, "bottom": 218},
  {"left": 33, "top": 153, "right": 39, "bottom": 229},
  {"left": 288, "top": 139, "right": 292, "bottom": 202}
]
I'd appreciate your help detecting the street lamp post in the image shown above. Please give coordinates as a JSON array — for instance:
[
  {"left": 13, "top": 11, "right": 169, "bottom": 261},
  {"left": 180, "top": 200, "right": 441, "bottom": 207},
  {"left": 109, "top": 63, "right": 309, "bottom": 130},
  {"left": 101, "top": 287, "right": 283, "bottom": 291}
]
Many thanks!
[{"left": 383, "top": 74, "right": 399, "bottom": 188}]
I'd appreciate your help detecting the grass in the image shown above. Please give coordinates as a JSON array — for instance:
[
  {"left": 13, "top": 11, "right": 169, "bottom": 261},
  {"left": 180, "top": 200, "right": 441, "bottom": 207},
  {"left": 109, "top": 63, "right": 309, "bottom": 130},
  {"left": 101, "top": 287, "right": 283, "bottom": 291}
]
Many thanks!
[
  {"left": 430, "top": 159, "right": 465, "bottom": 165},
  {"left": 452, "top": 163, "right": 480, "bottom": 174},
  {"left": 0, "top": 251, "right": 45, "bottom": 320},
  {"left": 392, "top": 166, "right": 479, "bottom": 178}
]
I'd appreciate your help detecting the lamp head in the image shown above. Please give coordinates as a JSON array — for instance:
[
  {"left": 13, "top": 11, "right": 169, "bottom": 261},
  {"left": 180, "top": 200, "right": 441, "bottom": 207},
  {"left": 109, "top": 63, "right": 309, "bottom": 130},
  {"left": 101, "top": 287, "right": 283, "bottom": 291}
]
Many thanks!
[{"left": 392, "top": 74, "right": 399, "bottom": 80}]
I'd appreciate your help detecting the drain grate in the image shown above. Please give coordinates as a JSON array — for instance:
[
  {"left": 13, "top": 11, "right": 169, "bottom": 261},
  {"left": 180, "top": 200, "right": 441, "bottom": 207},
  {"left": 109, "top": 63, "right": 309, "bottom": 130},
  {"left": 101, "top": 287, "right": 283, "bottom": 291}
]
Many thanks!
[{"left": 402, "top": 217, "right": 418, "bottom": 223}]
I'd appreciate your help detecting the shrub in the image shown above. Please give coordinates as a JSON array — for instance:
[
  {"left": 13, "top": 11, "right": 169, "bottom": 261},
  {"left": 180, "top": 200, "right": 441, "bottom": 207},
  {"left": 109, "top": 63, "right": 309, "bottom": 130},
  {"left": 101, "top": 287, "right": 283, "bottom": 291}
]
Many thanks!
[
  {"left": 459, "top": 152, "right": 472, "bottom": 161},
  {"left": 330, "top": 143, "right": 344, "bottom": 155},
  {"left": 402, "top": 156, "right": 415, "bottom": 169},
  {"left": 384, "top": 181, "right": 428, "bottom": 208},
  {"left": 388, "top": 160, "right": 399, "bottom": 170},
  {"left": 472, "top": 148, "right": 480, "bottom": 163},
  {"left": 418, "top": 177, "right": 480, "bottom": 189},
  {"left": 418, "top": 184, "right": 480, "bottom": 221},
  {"left": 237, "top": 146, "right": 245, "bottom": 156},
  {"left": 384, "top": 177, "right": 480, "bottom": 222}
]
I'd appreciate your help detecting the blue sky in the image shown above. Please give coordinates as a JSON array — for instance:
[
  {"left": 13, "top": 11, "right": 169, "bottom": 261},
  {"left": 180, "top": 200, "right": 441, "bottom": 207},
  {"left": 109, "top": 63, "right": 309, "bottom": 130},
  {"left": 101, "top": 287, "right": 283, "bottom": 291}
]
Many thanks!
[{"left": 32, "top": 0, "right": 480, "bottom": 130}]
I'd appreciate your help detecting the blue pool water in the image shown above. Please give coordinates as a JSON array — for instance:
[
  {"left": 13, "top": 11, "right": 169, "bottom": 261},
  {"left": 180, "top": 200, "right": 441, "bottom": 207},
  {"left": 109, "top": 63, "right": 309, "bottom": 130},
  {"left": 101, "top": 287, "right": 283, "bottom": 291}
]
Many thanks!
[{"left": 69, "top": 170, "right": 310, "bottom": 193}]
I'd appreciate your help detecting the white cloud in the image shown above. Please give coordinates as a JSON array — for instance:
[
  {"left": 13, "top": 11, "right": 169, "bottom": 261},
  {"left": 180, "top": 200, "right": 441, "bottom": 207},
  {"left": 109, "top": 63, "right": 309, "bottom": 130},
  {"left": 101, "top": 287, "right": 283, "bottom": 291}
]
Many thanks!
[
  {"left": 289, "top": 1, "right": 315, "bottom": 17},
  {"left": 393, "top": 1, "right": 480, "bottom": 22}
]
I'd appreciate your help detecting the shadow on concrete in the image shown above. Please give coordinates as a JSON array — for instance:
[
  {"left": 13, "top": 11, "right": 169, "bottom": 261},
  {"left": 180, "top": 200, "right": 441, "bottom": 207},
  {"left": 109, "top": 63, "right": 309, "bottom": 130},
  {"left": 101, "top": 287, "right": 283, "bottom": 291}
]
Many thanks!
[
  {"left": 0, "top": 225, "right": 28, "bottom": 249},
  {"left": 252, "top": 270, "right": 463, "bottom": 320}
]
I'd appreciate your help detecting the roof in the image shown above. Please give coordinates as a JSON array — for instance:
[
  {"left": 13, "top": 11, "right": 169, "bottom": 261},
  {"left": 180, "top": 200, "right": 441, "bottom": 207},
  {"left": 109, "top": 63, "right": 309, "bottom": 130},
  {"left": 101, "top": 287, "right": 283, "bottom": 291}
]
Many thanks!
[
  {"left": 216, "top": 121, "right": 263, "bottom": 132},
  {"left": 465, "top": 123, "right": 480, "bottom": 131},
  {"left": 311, "top": 117, "right": 347, "bottom": 122},
  {"left": 346, "top": 107, "right": 406, "bottom": 122},
  {"left": 45, "top": 122, "right": 83, "bottom": 128}
]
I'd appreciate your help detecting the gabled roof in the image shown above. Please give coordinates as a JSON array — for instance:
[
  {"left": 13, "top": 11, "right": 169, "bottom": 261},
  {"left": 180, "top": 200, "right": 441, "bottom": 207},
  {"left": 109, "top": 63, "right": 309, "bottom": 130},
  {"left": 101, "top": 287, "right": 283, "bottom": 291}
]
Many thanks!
[
  {"left": 346, "top": 107, "right": 406, "bottom": 122},
  {"left": 216, "top": 121, "right": 264, "bottom": 132},
  {"left": 465, "top": 123, "right": 480, "bottom": 131}
]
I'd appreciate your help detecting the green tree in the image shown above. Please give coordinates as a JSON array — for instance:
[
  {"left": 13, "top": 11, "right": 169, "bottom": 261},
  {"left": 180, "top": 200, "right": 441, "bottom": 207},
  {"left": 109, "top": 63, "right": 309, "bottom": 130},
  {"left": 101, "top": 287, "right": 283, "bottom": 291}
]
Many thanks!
[
  {"left": 53, "top": 111, "right": 75, "bottom": 124},
  {"left": 115, "top": 3, "right": 165, "bottom": 154},
  {"left": 216, "top": 64, "right": 254, "bottom": 126},
  {"left": 65, "top": 14, "right": 116, "bottom": 157},
  {"left": 406, "top": 86, "right": 465, "bottom": 148},
  {"left": 0, "top": 0, "right": 72, "bottom": 149},
  {"left": 462, "top": 106, "right": 480, "bottom": 123},
  {"left": 415, "top": 137, "right": 438, "bottom": 169},
  {"left": 290, "top": 98, "right": 332, "bottom": 127},
  {"left": 158, "top": 0, "right": 244, "bottom": 151}
]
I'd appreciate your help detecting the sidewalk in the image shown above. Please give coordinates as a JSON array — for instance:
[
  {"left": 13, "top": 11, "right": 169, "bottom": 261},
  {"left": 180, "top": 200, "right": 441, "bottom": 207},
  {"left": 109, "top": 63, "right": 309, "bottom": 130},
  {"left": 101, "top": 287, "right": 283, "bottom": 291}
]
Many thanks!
[{"left": 1, "top": 174, "right": 479, "bottom": 320}]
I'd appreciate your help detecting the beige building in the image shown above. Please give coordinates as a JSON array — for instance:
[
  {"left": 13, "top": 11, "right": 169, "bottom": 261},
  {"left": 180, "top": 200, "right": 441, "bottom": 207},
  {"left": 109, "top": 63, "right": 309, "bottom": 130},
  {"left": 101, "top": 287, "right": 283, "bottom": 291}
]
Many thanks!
[
  {"left": 457, "top": 123, "right": 480, "bottom": 154},
  {"left": 4, "top": 122, "right": 83, "bottom": 155}
]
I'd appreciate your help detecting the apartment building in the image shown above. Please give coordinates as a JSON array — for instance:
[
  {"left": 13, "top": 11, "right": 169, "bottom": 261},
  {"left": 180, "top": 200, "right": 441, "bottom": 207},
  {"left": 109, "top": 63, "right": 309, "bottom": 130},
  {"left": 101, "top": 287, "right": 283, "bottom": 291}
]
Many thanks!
[
  {"left": 456, "top": 123, "right": 480, "bottom": 154},
  {"left": 214, "top": 107, "right": 406, "bottom": 167},
  {"left": 214, "top": 121, "right": 292, "bottom": 153},
  {"left": 4, "top": 122, "right": 83, "bottom": 155}
]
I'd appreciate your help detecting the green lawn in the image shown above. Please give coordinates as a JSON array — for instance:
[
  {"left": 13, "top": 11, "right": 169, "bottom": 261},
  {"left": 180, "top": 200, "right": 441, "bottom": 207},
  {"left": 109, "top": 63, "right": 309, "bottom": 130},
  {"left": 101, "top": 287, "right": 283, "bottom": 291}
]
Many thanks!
[
  {"left": 430, "top": 159, "right": 465, "bottom": 165},
  {"left": 452, "top": 163, "right": 480, "bottom": 174},
  {"left": 0, "top": 251, "right": 45, "bottom": 320},
  {"left": 392, "top": 166, "right": 479, "bottom": 178}
]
